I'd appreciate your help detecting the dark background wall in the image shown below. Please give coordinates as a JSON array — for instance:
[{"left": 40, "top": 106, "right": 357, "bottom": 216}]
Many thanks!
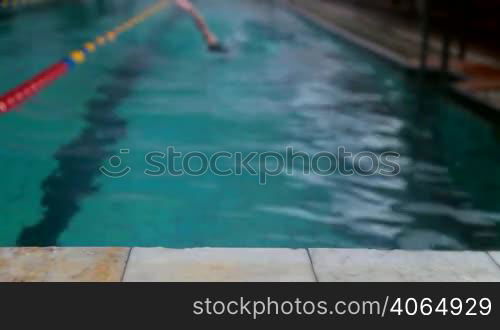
[{"left": 322, "top": 0, "right": 500, "bottom": 53}]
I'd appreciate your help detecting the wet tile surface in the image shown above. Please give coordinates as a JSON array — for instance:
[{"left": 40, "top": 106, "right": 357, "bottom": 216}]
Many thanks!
[
  {"left": 310, "top": 249, "right": 500, "bottom": 282},
  {"left": 124, "top": 248, "right": 315, "bottom": 282},
  {"left": 0, "top": 248, "right": 129, "bottom": 282}
]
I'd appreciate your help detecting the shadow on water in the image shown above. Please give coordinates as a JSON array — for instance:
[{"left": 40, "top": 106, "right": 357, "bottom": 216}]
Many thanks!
[
  {"left": 16, "top": 50, "right": 153, "bottom": 246},
  {"left": 17, "top": 10, "right": 180, "bottom": 246}
]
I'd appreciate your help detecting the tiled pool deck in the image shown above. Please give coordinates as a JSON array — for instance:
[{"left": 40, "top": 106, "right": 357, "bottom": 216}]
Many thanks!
[{"left": 1, "top": 248, "right": 500, "bottom": 282}]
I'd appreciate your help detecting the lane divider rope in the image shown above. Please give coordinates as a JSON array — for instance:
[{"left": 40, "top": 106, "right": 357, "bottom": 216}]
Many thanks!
[{"left": 0, "top": 0, "right": 171, "bottom": 115}]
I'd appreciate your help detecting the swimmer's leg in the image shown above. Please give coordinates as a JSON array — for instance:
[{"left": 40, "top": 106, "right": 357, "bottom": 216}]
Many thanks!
[{"left": 176, "top": 0, "right": 227, "bottom": 52}]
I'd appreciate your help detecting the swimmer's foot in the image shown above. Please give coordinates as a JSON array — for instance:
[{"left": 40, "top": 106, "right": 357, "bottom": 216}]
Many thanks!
[{"left": 208, "top": 42, "right": 228, "bottom": 53}]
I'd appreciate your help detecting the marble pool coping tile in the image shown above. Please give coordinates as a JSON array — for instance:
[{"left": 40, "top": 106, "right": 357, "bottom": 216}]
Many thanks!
[
  {"left": 0, "top": 247, "right": 129, "bottom": 282},
  {"left": 309, "top": 249, "right": 500, "bottom": 282},
  {"left": 123, "top": 248, "right": 316, "bottom": 282},
  {"left": 489, "top": 252, "right": 500, "bottom": 269}
]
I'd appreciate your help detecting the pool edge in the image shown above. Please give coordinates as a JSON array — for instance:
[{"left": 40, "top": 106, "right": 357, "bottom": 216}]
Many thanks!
[{"left": 1, "top": 247, "right": 500, "bottom": 282}]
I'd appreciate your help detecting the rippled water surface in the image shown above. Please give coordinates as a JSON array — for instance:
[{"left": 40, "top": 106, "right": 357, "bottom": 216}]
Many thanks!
[{"left": 1, "top": 0, "right": 500, "bottom": 249}]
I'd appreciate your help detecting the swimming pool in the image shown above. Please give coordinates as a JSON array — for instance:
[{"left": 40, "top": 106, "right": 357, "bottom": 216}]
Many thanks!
[{"left": 1, "top": 0, "right": 500, "bottom": 249}]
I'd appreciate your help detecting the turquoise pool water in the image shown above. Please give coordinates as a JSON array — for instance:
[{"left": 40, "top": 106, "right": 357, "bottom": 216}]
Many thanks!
[{"left": 1, "top": 0, "right": 500, "bottom": 249}]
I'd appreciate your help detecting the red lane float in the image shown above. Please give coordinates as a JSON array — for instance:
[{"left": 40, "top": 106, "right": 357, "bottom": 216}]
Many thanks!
[
  {"left": 0, "top": 0, "right": 171, "bottom": 116},
  {"left": 0, "top": 61, "right": 69, "bottom": 114}
]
